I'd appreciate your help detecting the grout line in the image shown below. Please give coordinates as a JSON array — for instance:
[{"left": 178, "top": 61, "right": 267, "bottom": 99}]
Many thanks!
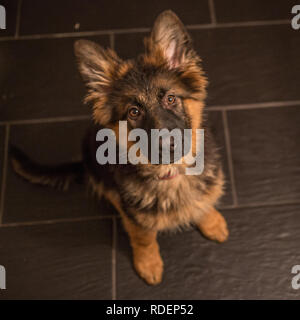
[
  {"left": 218, "top": 199, "right": 300, "bottom": 211},
  {"left": 0, "top": 19, "right": 290, "bottom": 42},
  {"left": 111, "top": 216, "right": 117, "bottom": 300},
  {"left": 14, "top": 0, "right": 23, "bottom": 38},
  {"left": 208, "top": 0, "right": 217, "bottom": 25},
  {"left": 187, "top": 19, "right": 290, "bottom": 30},
  {"left": 0, "top": 214, "right": 114, "bottom": 228},
  {"left": 222, "top": 110, "right": 238, "bottom": 206},
  {"left": 0, "top": 100, "right": 298, "bottom": 127},
  {"left": 207, "top": 100, "right": 300, "bottom": 111},
  {"left": 109, "top": 33, "right": 115, "bottom": 50},
  {"left": 0, "top": 115, "right": 90, "bottom": 126},
  {"left": 186, "top": 23, "right": 214, "bottom": 30},
  {"left": 0, "top": 125, "right": 10, "bottom": 224},
  {"left": 0, "top": 198, "right": 299, "bottom": 227},
  {"left": 0, "top": 27, "right": 151, "bottom": 42}
]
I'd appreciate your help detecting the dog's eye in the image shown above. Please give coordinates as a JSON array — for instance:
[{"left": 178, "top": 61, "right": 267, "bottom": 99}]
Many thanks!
[
  {"left": 128, "top": 107, "right": 140, "bottom": 119},
  {"left": 167, "top": 95, "right": 176, "bottom": 105}
]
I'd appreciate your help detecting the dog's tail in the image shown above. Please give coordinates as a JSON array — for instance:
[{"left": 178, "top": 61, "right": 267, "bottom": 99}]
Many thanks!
[{"left": 10, "top": 145, "right": 85, "bottom": 191}]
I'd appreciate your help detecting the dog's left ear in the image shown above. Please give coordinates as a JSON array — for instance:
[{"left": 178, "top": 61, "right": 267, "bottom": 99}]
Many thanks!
[{"left": 149, "top": 10, "right": 193, "bottom": 69}]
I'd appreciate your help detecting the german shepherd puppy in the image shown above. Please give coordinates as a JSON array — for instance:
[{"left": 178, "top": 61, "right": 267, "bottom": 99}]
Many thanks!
[{"left": 11, "top": 10, "right": 228, "bottom": 285}]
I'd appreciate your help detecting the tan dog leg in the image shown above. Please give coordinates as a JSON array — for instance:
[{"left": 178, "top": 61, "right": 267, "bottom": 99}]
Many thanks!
[
  {"left": 104, "top": 191, "right": 163, "bottom": 284},
  {"left": 196, "top": 207, "right": 229, "bottom": 243},
  {"left": 122, "top": 215, "right": 163, "bottom": 285}
]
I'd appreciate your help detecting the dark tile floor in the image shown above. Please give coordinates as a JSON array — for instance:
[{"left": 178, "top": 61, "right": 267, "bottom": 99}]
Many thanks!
[
  {"left": 213, "top": 0, "right": 295, "bottom": 22},
  {"left": 0, "top": 0, "right": 300, "bottom": 299},
  {"left": 20, "top": 0, "right": 211, "bottom": 35}
]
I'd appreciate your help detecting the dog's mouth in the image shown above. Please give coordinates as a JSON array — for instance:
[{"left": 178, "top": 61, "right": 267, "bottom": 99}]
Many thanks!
[{"left": 158, "top": 170, "right": 179, "bottom": 180}]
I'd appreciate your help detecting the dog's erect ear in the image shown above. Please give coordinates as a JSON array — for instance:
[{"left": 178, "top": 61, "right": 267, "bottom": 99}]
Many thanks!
[
  {"left": 74, "top": 39, "right": 121, "bottom": 92},
  {"left": 149, "top": 10, "right": 193, "bottom": 69},
  {"left": 74, "top": 40, "right": 124, "bottom": 125}
]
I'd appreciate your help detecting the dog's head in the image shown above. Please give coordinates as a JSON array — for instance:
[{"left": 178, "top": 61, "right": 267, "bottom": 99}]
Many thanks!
[{"left": 75, "top": 10, "right": 207, "bottom": 165}]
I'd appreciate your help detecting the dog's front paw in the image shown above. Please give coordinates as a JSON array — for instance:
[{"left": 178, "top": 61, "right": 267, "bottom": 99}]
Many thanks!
[
  {"left": 197, "top": 208, "right": 229, "bottom": 243},
  {"left": 133, "top": 246, "right": 164, "bottom": 285}
]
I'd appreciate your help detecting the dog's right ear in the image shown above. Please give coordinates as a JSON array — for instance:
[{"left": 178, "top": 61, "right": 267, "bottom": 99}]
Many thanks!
[
  {"left": 74, "top": 40, "right": 123, "bottom": 124},
  {"left": 74, "top": 39, "right": 121, "bottom": 93}
]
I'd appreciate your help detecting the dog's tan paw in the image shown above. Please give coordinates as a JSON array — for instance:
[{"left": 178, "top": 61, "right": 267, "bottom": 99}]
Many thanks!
[
  {"left": 197, "top": 208, "right": 229, "bottom": 243},
  {"left": 133, "top": 249, "right": 164, "bottom": 285}
]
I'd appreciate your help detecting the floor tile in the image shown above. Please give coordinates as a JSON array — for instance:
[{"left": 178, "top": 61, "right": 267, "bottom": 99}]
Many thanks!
[
  {"left": 0, "top": 35, "right": 109, "bottom": 121},
  {"left": 115, "top": 25, "right": 300, "bottom": 107},
  {"left": 214, "top": 0, "right": 295, "bottom": 23},
  {"left": 3, "top": 120, "right": 117, "bottom": 223},
  {"left": 20, "top": 0, "right": 210, "bottom": 35},
  {"left": 190, "top": 25, "right": 300, "bottom": 106},
  {"left": 206, "top": 111, "right": 233, "bottom": 206},
  {"left": 0, "top": 0, "right": 18, "bottom": 37},
  {"left": 117, "top": 204, "right": 300, "bottom": 299},
  {"left": 0, "top": 219, "right": 112, "bottom": 299},
  {"left": 115, "top": 32, "right": 146, "bottom": 60},
  {"left": 227, "top": 106, "right": 300, "bottom": 204}
]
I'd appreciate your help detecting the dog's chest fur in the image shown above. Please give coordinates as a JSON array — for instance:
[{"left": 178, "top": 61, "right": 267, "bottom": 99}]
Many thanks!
[{"left": 118, "top": 162, "right": 223, "bottom": 231}]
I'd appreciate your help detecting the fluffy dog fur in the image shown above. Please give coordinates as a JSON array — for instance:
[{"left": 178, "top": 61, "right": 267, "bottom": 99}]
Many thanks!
[{"left": 11, "top": 10, "right": 228, "bottom": 285}]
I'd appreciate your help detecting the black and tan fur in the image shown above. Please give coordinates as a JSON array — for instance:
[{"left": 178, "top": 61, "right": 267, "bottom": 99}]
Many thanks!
[{"left": 11, "top": 11, "right": 228, "bottom": 285}]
